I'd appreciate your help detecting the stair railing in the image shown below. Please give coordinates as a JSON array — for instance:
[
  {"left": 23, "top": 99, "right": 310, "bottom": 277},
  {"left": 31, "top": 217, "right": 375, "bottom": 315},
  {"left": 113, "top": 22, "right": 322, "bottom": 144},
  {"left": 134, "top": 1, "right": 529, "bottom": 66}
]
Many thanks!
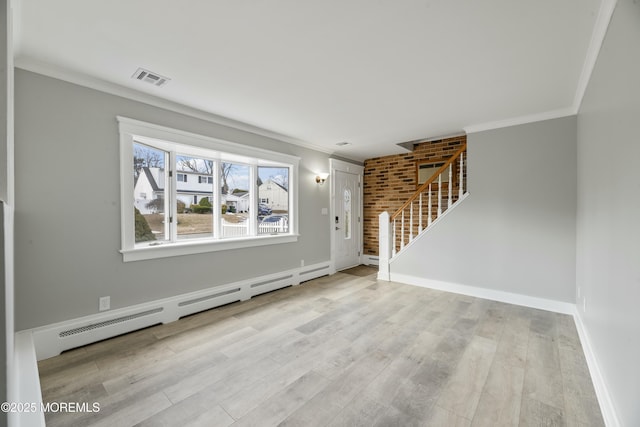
[{"left": 378, "top": 143, "right": 467, "bottom": 279}]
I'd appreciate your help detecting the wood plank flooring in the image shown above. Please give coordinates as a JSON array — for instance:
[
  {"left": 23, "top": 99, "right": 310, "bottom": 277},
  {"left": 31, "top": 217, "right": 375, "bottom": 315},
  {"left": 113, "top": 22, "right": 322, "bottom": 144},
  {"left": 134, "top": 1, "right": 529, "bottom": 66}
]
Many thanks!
[{"left": 38, "top": 268, "right": 604, "bottom": 426}]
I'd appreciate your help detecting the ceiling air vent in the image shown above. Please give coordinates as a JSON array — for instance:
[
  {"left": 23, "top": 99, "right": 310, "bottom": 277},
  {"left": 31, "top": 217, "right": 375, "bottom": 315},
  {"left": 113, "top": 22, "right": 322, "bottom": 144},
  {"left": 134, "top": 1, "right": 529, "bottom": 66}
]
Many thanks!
[{"left": 131, "top": 67, "right": 170, "bottom": 87}]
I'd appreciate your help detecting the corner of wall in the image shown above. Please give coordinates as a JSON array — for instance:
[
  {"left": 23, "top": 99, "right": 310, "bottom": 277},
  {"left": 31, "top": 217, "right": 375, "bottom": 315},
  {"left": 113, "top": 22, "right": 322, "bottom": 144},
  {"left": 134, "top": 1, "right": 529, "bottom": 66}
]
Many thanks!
[{"left": 572, "top": 310, "right": 621, "bottom": 427}]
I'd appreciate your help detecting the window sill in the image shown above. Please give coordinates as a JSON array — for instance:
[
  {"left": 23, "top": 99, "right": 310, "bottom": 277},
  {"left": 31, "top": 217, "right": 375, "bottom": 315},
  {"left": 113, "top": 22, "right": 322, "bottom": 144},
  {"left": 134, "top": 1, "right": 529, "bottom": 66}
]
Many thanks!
[{"left": 120, "top": 234, "right": 299, "bottom": 262}]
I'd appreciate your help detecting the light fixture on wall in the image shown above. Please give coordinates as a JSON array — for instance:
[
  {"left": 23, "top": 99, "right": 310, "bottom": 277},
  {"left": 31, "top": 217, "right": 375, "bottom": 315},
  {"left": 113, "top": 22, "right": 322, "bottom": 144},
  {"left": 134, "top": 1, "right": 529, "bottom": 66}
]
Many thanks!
[{"left": 315, "top": 173, "right": 329, "bottom": 185}]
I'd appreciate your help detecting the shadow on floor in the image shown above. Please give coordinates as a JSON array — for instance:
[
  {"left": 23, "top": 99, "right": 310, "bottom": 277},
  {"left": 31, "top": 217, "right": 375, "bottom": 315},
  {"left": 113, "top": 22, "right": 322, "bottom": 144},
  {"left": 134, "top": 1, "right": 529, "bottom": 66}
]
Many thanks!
[{"left": 340, "top": 265, "right": 378, "bottom": 277}]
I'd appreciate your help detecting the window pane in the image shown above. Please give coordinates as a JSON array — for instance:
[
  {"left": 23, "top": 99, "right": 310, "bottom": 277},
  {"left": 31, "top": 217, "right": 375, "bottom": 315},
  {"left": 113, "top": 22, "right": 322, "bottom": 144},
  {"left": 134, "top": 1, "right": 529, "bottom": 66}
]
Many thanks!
[
  {"left": 176, "top": 155, "right": 214, "bottom": 240},
  {"left": 258, "top": 166, "right": 289, "bottom": 235},
  {"left": 133, "top": 143, "right": 168, "bottom": 243},
  {"left": 344, "top": 189, "right": 351, "bottom": 239},
  {"left": 221, "top": 162, "right": 250, "bottom": 237}
]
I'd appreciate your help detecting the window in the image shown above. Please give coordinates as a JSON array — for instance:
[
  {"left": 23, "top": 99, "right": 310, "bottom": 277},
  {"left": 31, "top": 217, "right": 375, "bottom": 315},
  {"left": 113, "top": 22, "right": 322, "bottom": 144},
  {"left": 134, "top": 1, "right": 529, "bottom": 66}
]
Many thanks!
[
  {"left": 119, "top": 117, "right": 299, "bottom": 262},
  {"left": 344, "top": 189, "right": 351, "bottom": 239},
  {"left": 258, "top": 166, "right": 289, "bottom": 234},
  {"left": 221, "top": 162, "right": 250, "bottom": 236},
  {"left": 417, "top": 161, "right": 449, "bottom": 186},
  {"left": 133, "top": 142, "right": 168, "bottom": 243},
  {"left": 177, "top": 154, "right": 214, "bottom": 240}
]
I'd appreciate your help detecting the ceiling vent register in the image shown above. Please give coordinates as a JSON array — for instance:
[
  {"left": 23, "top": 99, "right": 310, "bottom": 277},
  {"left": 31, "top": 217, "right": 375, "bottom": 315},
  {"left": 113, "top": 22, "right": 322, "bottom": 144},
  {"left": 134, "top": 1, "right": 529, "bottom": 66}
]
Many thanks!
[{"left": 131, "top": 67, "right": 170, "bottom": 87}]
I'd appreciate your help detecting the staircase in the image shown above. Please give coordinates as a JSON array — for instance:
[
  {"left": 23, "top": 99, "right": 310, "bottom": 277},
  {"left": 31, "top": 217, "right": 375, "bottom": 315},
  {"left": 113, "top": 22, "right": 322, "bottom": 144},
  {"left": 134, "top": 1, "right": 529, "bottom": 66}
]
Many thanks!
[{"left": 378, "top": 143, "right": 468, "bottom": 280}]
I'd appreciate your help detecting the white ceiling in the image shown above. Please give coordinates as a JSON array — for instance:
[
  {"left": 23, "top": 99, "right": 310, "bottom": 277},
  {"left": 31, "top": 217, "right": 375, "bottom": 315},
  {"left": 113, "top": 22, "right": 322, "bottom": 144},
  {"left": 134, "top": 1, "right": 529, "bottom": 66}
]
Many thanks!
[{"left": 14, "top": 0, "right": 603, "bottom": 161}]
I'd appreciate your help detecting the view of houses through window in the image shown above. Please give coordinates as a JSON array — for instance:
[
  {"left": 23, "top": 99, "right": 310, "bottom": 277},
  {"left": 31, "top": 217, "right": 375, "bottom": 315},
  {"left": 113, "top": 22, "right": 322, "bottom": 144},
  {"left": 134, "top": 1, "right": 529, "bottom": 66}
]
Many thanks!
[
  {"left": 133, "top": 142, "right": 290, "bottom": 244},
  {"left": 257, "top": 166, "right": 289, "bottom": 236}
]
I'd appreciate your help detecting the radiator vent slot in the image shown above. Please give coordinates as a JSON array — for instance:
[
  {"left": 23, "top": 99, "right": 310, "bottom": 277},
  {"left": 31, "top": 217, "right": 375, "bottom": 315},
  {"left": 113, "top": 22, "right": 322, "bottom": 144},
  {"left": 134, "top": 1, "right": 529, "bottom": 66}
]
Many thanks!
[
  {"left": 250, "top": 275, "right": 293, "bottom": 288},
  {"left": 131, "top": 67, "right": 170, "bottom": 87},
  {"left": 59, "top": 308, "right": 163, "bottom": 338},
  {"left": 300, "top": 265, "right": 330, "bottom": 275},
  {"left": 178, "top": 288, "right": 241, "bottom": 307}
]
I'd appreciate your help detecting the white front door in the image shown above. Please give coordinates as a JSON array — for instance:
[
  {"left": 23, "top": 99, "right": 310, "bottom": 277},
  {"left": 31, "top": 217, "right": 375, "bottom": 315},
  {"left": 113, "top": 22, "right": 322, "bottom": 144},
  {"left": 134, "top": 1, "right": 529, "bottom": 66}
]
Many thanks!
[{"left": 333, "top": 169, "right": 361, "bottom": 271}]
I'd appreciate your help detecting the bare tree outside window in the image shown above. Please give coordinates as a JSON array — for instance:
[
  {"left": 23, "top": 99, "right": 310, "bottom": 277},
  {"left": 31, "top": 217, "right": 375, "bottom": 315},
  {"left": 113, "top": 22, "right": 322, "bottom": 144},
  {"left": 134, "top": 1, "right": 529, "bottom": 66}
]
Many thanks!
[
  {"left": 134, "top": 144, "right": 164, "bottom": 178},
  {"left": 220, "top": 163, "right": 236, "bottom": 195},
  {"left": 177, "top": 156, "right": 213, "bottom": 175}
]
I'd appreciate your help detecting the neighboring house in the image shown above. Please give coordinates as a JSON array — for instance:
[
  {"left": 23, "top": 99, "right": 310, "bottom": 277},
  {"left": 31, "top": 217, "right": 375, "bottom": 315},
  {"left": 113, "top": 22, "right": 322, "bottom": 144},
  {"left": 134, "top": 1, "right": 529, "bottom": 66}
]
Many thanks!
[
  {"left": 134, "top": 167, "right": 253, "bottom": 214},
  {"left": 174, "top": 170, "right": 216, "bottom": 207},
  {"left": 133, "top": 168, "right": 164, "bottom": 213},
  {"left": 258, "top": 178, "right": 288, "bottom": 212},
  {"left": 224, "top": 192, "right": 249, "bottom": 213},
  {"left": 133, "top": 167, "right": 215, "bottom": 213}
]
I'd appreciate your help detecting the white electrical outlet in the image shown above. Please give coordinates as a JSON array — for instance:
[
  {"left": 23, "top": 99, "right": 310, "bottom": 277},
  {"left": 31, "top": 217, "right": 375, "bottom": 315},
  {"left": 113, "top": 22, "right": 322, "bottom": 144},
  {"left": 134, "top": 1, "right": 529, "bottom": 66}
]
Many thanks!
[
  {"left": 99, "top": 296, "right": 110, "bottom": 311},
  {"left": 300, "top": 259, "right": 305, "bottom": 267}
]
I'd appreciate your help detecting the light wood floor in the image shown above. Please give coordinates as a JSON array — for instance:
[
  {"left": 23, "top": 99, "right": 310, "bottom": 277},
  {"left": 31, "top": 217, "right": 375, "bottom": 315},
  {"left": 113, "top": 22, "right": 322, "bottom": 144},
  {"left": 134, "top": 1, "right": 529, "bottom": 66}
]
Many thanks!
[{"left": 39, "top": 268, "right": 604, "bottom": 426}]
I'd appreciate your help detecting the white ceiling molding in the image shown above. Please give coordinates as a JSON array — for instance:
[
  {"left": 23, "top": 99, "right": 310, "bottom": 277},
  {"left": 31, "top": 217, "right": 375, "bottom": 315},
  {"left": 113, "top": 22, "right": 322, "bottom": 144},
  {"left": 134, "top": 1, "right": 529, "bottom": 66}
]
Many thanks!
[
  {"left": 464, "top": 0, "right": 617, "bottom": 135},
  {"left": 571, "top": 0, "right": 618, "bottom": 112},
  {"left": 14, "top": 1, "right": 607, "bottom": 159},
  {"left": 10, "top": 0, "right": 21, "bottom": 55},
  {"left": 463, "top": 107, "right": 576, "bottom": 135},
  {"left": 14, "top": 57, "right": 335, "bottom": 157}
]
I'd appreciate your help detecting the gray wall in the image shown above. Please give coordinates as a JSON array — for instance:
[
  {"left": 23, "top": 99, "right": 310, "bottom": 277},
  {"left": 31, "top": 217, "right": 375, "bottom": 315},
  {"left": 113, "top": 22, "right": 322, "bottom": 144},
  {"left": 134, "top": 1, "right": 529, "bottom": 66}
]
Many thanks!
[
  {"left": 0, "top": 0, "right": 8, "bottom": 202},
  {"left": 391, "top": 116, "right": 577, "bottom": 303},
  {"left": 14, "top": 69, "right": 332, "bottom": 330},
  {"left": 0, "top": 203, "right": 6, "bottom": 425},
  {"left": 576, "top": 1, "right": 640, "bottom": 425},
  {"left": 1, "top": 0, "right": 11, "bottom": 423}
]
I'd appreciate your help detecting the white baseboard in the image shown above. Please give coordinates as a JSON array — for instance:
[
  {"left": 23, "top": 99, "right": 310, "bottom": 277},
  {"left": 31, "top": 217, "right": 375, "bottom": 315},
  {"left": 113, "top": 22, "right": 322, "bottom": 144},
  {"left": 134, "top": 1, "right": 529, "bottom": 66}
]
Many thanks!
[
  {"left": 389, "top": 273, "right": 619, "bottom": 426},
  {"left": 390, "top": 273, "right": 575, "bottom": 314},
  {"left": 26, "top": 261, "right": 332, "bottom": 361},
  {"left": 12, "top": 332, "right": 46, "bottom": 427},
  {"left": 362, "top": 254, "right": 379, "bottom": 266},
  {"left": 573, "top": 312, "right": 621, "bottom": 427},
  {"left": 16, "top": 264, "right": 620, "bottom": 427}
]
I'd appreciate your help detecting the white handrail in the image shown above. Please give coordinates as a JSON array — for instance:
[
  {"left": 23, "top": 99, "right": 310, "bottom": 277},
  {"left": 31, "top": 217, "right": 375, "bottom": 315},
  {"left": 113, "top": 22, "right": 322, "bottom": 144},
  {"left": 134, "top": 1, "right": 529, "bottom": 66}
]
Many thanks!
[{"left": 380, "top": 144, "right": 467, "bottom": 265}]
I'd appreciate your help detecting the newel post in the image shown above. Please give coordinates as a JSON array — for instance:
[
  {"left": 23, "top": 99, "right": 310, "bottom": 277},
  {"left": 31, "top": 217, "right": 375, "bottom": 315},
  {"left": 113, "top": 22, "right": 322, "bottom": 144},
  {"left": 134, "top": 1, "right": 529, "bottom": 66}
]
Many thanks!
[{"left": 378, "top": 211, "right": 391, "bottom": 281}]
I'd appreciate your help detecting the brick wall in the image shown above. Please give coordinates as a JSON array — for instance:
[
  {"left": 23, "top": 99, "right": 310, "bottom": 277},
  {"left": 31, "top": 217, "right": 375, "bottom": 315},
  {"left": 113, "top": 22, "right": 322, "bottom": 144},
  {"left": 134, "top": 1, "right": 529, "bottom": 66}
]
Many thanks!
[{"left": 363, "top": 135, "right": 467, "bottom": 256}]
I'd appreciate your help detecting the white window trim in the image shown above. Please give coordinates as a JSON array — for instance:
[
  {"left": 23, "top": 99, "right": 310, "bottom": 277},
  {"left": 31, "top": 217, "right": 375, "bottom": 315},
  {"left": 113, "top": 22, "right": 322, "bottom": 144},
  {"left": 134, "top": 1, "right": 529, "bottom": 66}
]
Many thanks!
[{"left": 118, "top": 116, "right": 299, "bottom": 262}]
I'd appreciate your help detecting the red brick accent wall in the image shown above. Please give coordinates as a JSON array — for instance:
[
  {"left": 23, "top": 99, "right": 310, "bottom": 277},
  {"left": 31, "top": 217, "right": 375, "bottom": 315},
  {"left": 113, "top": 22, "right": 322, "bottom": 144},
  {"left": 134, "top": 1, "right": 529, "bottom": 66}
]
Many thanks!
[{"left": 363, "top": 135, "right": 467, "bottom": 256}]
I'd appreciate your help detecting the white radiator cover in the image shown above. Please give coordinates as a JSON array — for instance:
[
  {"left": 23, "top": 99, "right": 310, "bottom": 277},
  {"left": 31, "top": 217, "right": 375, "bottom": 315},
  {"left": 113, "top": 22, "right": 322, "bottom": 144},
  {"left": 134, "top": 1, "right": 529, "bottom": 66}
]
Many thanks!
[{"left": 28, "top": 261, "right": 333, "bottom": 360}]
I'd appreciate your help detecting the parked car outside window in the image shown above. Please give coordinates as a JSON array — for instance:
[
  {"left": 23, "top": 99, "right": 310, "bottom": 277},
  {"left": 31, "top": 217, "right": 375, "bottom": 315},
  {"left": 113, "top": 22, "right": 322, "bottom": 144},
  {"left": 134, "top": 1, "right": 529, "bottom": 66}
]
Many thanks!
[{"left": 258, "top": 203, "right": 272, "bottom": 216}]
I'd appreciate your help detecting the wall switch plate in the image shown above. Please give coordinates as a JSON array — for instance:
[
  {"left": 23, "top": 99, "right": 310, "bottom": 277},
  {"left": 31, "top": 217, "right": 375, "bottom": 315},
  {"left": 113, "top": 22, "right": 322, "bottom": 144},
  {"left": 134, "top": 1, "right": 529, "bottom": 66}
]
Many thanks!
[
  {"left": 99, "top": 296, "right": 110, "bottom": 311},
  {"left": 321, "top": 208, "right": 328, "bottom": 215},
  {"left": 300, "top": 259, "right": 305, "bottom": 267}
]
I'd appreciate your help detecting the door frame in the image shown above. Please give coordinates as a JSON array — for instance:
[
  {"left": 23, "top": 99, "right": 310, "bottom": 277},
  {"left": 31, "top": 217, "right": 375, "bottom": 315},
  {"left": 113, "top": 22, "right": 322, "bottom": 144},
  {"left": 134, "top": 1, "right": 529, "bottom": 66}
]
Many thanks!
[{"left": 329, "top": 159, "right": 364, "bottom": 273}]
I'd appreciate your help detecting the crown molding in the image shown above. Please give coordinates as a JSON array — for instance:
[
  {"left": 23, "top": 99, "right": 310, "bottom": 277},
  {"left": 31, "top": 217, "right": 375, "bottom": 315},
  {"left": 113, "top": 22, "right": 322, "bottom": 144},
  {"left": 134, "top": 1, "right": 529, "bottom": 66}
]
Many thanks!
[
  {"left": 572, "top": 0, "right": 618, "bottom": 112},
  {"left": 463, "top": 107, "right": 575, "bottom": 134},
  {"left": 464, "top": 0, "right": 617, "bottom": 135},
  {"left": 14, "top": 57, "right": 335, "bottom": 156}
]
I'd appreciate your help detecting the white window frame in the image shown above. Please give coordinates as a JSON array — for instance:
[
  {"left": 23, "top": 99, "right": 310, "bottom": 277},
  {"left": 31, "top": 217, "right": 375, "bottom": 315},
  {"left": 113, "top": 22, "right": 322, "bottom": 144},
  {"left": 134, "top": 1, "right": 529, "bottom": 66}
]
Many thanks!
[{"left": 119, "top": 116, "right": 299, "bottom": 262}]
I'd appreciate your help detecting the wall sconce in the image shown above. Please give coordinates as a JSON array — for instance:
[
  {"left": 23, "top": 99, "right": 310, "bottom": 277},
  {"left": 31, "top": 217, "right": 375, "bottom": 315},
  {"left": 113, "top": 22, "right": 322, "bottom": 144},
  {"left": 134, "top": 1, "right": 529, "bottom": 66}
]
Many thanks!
[{"left": 315, "top": 173, "right": 329, "bottom": 185}]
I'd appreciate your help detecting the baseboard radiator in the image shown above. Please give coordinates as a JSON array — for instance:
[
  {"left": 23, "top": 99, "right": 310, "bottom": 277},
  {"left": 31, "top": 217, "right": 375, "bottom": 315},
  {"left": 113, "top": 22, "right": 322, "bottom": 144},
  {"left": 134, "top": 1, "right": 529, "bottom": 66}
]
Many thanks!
[
  {"left": 362, "top": 255, "right": 379, "bottom": 266},
  {"left": 30, "top": 261, "right": 333, "bottom": 360}
]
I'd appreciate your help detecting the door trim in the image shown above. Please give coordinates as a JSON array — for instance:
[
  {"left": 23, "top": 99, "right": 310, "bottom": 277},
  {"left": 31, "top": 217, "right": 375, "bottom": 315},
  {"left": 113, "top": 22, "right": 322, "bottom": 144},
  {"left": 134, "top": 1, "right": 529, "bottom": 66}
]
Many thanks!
[{"left": 329, "top": 159, "right": 364, "bottom": 273}]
